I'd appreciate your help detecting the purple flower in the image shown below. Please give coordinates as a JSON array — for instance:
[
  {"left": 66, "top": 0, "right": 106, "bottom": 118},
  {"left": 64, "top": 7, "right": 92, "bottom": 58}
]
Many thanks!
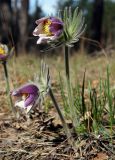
[
  {"left": 0, "top": 43, "right": 14, "bottom": 61},
  {"left": 11, "top": 84, "right": 39, "bottom": 113},
  {"left": 33, "top": 17, "right": 63, "bottom": 44},
  {"left": 0, "top": 43, "right": 9, "bottom": 61}
]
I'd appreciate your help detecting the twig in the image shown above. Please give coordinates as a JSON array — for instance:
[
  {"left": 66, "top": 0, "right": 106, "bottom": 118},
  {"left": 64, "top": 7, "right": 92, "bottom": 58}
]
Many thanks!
[
  {"left": 100, "top": 142, "right": 115, "bottom": 155},
  {"left": 43, "top": 136, "right": 73, "bottom": 158}
]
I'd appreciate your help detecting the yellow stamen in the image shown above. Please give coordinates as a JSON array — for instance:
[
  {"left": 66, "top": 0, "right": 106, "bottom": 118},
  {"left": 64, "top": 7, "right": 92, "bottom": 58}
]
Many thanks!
[
  {"left": 43, "top": 20, "right": 52, "bottom": 36},
  {"left": 0, "top": 47, "right": 6, "bottom": 55}
]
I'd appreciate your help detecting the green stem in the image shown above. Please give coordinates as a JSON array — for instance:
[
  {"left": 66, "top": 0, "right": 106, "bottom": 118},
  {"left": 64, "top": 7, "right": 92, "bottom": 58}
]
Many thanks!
[
  {"left": 64, "top": 45, "right": 70, "bottom": 80},
  {"left": 106, "top": 66, "right": 113, "bottom": 135},
  {"left": 2, "top": 61, "right": 15, "bottom": 113},
  {"left": 49, "top": 88, "right": 74, "bottom": 146}
]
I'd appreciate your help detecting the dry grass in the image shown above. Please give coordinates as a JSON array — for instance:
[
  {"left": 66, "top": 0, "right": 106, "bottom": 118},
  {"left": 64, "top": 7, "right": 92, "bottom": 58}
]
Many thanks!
[
  {"left": 7, "top": 50, "right": 115, "bottom": 86},
  {"left": 0, "top": 51, "right": 115, "bottom": 159},
  {"left": 0, "top": 50, "right": 115, "bottom": 110}
]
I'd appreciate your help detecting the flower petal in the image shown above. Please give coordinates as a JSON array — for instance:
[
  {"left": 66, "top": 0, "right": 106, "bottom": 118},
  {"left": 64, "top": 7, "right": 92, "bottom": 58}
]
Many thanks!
[
  {"left": 37, "top": 37, "right": 48, "bottom": 44},
  {"left": 33, "top": 22, "right": 44, "bottom": 36},
  {"left": 35, "top": 17, "right": 48, "bottom": 25},
  {"left": 0, "top": 44, "right": 8, "bottom": 54},
  {"left": 0, "top": 54, "right": 8, "bottom": 61},
  {"left": 12, "top": 84, "right": 39, "bottom": 96},
  {"left": 26, "top": 104, "right": 33, "bottom": 113},
  {"left": 50, "top": 17, "right": 63, "bottom": 25},
  {"left": 15, "top": 100, "right": 25, "bottom": 108},
  {"left": 36, "top": 36, "right": 56, "bottom": 44},
  {"left": 15, "top": 100, "right": 33, "bottom": 113},
  {"left": 50, "top": 27, "right": 63, "bottom": 37},
  {"left": 24, "top": 94, "right": 36, "bottom": 107}
]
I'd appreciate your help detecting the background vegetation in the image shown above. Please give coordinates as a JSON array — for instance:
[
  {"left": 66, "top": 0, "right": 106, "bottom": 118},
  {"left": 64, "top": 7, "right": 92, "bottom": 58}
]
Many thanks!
[{"left": 0, "top": 0, "right": 115, "bottom": 55}]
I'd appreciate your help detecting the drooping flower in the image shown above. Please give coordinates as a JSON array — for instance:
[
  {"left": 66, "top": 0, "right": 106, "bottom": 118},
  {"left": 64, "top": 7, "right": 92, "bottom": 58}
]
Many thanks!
[
  {"left": 33, "top": 17, "right": 64, "bottom": 44},
  {"left": 11, "top": 61, "right": 51, "bottom": 113},
  {"left": 0, "top": 43, "right": 14, "bottom": 62},
  {"left": 11, "top": 84, "right": 39, "bottom": 113}
]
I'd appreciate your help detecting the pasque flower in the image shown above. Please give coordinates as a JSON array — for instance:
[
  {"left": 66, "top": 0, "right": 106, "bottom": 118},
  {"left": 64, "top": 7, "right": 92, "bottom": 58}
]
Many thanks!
[
  {"left": 33, "top": 17, "right": 63, "bottom": 44},
  {"left": 0, "top": 43, "right": 14, "bottom": 62},
  {"left": 33, "top": 7, "right": 86, "bottom": 49},
  {"left": 33, "top": 7, "right": 86, "bottom": 83},
  {"left": 0, "top": 43, "right": 9, "bottom": 61},
  {"left": 11, "top": 84, "right": 39, "bottom": 113},
  {"left": 11, "top": 61, "right": 73, "bottom": 145},
  {"left": 0, "top": 43, "right": 15, "bottom": 113},
  {"left": 11, "top": 62, "right": 50, "bottom": 113}
]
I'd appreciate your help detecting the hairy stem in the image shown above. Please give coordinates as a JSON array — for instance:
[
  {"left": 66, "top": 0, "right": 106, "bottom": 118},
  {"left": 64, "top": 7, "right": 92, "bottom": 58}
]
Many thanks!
[
  {"left": 64, "top": 45, "right": 70, "bottom": 80},
  {"left": 2, "top": 61, "right": 15, "bottom": 114},
  {"left": 49, "top": 88, "right": 74, "bottom": 146}
]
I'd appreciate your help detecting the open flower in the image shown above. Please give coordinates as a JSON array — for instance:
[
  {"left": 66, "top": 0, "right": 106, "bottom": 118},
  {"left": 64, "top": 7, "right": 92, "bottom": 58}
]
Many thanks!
[
  {"left": 0, "top": 43, "right": 14, "bottom": 62},
  {"left": 11, "top": 84, "right": 39, "bottom": 113},
  {"left": 33, "top": 17, "right": 63, "bottom": 44},
  {"left": 33, "top": 7, "right": 86, "bottom": 51},
  {"left": 0, "top": 43, "right": 9, "bottom": 61}
]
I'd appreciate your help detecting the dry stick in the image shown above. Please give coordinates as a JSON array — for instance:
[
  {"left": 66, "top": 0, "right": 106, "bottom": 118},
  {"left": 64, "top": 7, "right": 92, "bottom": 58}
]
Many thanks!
[
  {"left": 44, "top": 134, "right": 72, "bottom": 158},
  {"left": 2, "top": 61, "right": 15, "bottom": 114},
  {"left": 49, "top": 88, "right": 74, "bottom": 146}
]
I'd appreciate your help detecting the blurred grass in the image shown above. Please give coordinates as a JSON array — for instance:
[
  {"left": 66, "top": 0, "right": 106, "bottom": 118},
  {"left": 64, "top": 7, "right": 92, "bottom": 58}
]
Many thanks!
[
  {"left": 1, "top": 50, "right": 115, "bottom": 134},
  {"left": 7, "top": 51, "right": 115, "bottom": 87}
]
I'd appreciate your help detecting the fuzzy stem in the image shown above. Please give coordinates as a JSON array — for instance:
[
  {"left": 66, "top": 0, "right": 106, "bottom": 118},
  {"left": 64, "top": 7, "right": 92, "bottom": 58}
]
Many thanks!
[
  {"left": 2, "top": 61, "right": 15, "bottom": 114},
  {"left": 49, "top": 88, "right": 74, "bottom": 146},
  {"left": 64, "top": 45, "right": 70, "bottom": 80}
]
